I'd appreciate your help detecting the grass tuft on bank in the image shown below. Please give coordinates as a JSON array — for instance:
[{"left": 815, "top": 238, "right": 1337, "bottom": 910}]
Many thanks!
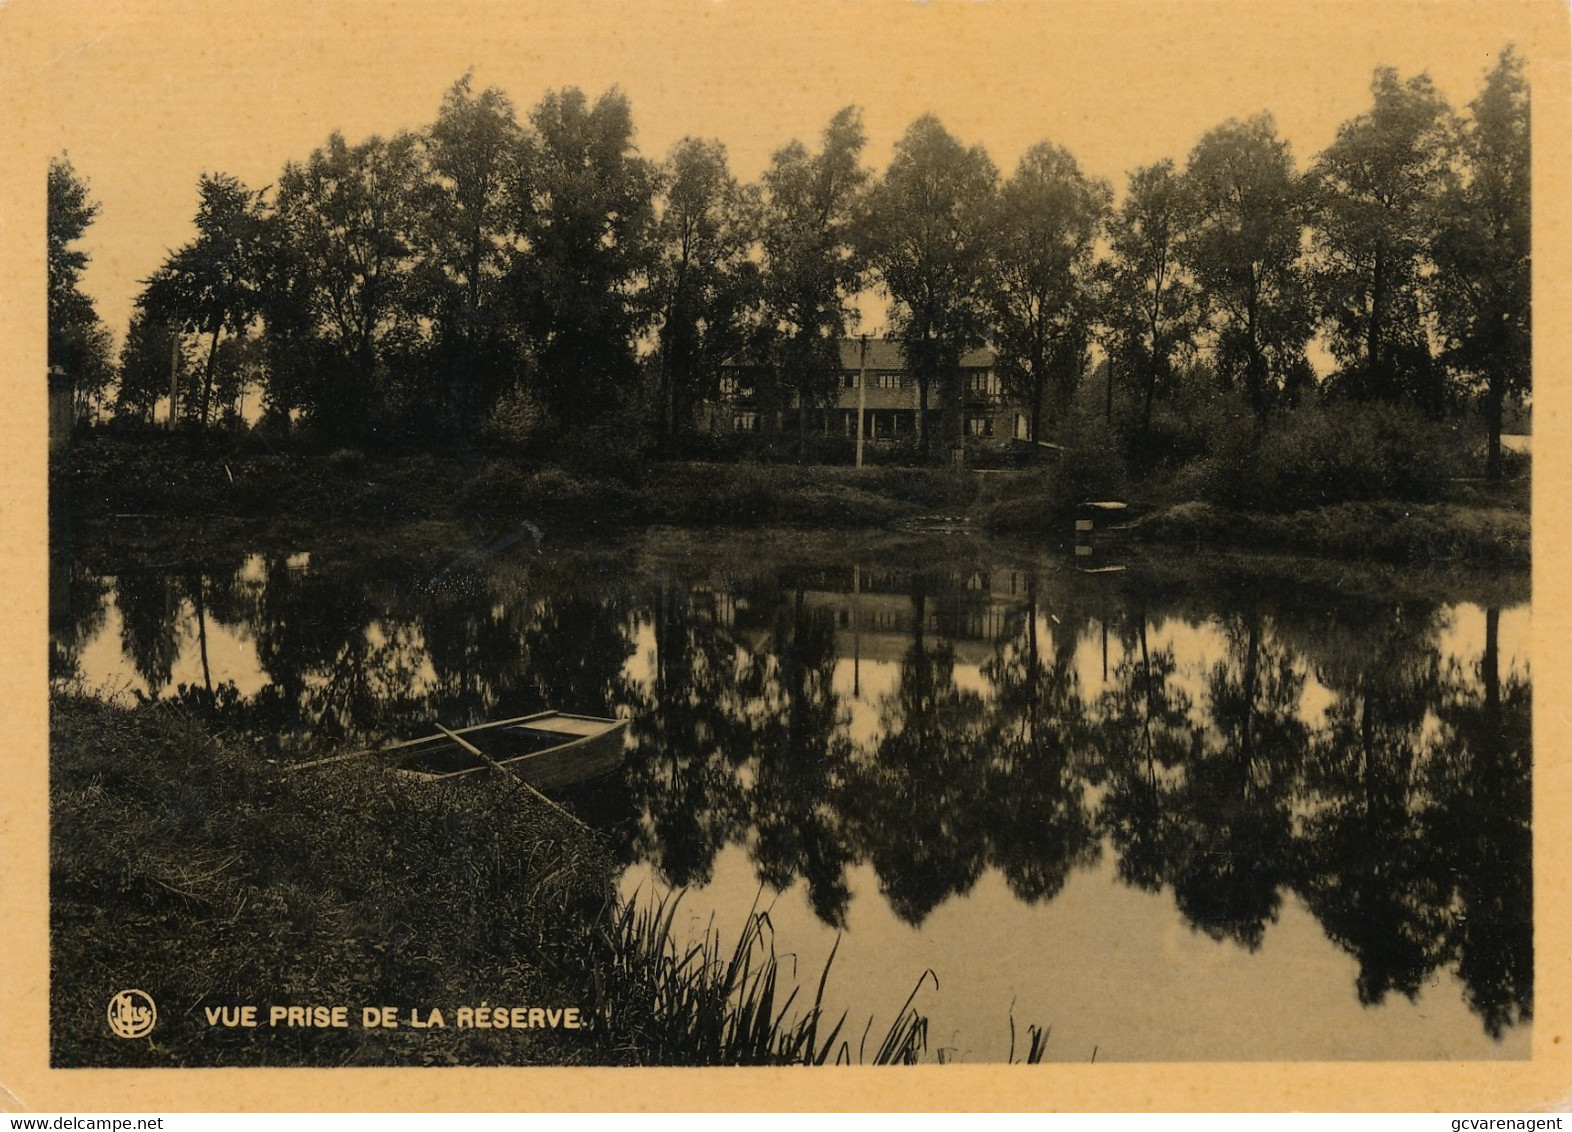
[{"left": 594, "top": 890, "right": 935, "bottom": 1066}]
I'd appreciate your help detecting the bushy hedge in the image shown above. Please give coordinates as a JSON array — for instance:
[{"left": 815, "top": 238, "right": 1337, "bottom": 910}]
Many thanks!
[{"left": 1168, "top": 400, "right": 1470, "bottom": 512}]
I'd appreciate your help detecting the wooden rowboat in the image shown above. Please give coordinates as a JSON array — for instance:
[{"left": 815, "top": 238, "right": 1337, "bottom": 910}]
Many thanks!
[{"left": 290, "top": 711, "right": 628, "bottom": 789}]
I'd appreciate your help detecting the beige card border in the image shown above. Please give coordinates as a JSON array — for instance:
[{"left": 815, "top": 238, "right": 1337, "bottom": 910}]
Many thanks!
[{"left": 2, "top": 0, "right": 1568, "bottom": 1111}]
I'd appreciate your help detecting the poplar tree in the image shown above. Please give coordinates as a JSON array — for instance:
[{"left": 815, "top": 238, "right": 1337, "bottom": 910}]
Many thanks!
[
  {"left": 1433, "top": 47, "right": 1530, "bottom": 480},
  {"left": 650, "top": 137, "right": 759, "bottom": 454},
  {"left": 1310, "top": 68, "right": 1455, "bottom": 411},
  {"left": 865, "top": 114, "right": 997, "bottom": 461},
  {"left": 987, "top": 141, "right": 1110, "bottom": 443},
  {"left": 756, "top": 106, "right": 870, "bottom": 450},
  {"left": 1183, "top": 115, "right": 1313, "bottom": 420}
]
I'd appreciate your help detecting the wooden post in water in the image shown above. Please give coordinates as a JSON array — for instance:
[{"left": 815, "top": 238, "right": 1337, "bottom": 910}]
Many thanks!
[{"left": 852, "top": 563, "right": 861, "bottom": 699}]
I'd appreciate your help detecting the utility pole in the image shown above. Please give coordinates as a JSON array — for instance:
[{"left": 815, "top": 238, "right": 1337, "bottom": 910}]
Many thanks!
[{"left": 856, "top": 333, "right": 868, "bottom": 469}]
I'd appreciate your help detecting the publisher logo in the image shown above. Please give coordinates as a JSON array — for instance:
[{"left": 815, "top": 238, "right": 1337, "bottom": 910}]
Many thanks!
[{"left": 107, "top": 989, "right": 156, "bottom": 1038}]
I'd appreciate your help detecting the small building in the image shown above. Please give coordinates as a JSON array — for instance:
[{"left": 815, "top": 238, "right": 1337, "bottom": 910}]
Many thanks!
[{"left": 711, "top": 337, "right": 1034, "bottom": 452}]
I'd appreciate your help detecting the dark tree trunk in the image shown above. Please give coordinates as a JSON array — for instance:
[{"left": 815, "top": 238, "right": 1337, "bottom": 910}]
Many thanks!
[
  {"left": 1484, "top": 606, "right": 1500, "bottom": 715},
  {"left": 655, "top": 346, "right": 674, "bottom": 458},
  {"left": 1485, "top": 379, "right": 1505, "bottom": 483},
  {"left": 943, "top": 362, "right": 965, "bottom": 468},
  {"left": 200, "top": 325, "right": 222, "bottom": 427},
  {"left": 1246, "top": 291, "right": 1266, "bottom": 420},
  {"left": 1029, "top": 339, "right": 1045, "bottom": 451},
  {"left": 1143, "top": 299, "right": 1163, "bottom": 432},
  {"left": 1368, "top": 245, "right": 1386, "bottom": 400}
]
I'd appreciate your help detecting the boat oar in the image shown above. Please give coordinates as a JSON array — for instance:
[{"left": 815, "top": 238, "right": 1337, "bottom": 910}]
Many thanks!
[
  {"left": 282, "top": 743, "right": 392, "bottom": 774},
  {"left": 434, "top": 723, "right": 592, "bottom": 832}
]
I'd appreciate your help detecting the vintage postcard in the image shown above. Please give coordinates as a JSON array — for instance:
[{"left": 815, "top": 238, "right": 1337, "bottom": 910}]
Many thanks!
[{"left": 2, "top": 0, "right": 1569, "bottom": 1112}]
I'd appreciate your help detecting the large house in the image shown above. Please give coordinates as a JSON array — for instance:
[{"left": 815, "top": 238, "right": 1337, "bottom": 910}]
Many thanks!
[{"left": 711, "top": 337, "right": 1033, "bottom": 449}]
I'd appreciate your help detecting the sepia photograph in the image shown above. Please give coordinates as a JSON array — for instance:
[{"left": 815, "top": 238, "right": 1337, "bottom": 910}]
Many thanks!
[{"left": 4, "top": 0, "right": 1570, "bottom": 1111}]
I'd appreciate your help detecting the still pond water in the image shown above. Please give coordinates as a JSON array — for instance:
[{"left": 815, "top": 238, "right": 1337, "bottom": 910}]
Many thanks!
[{"left": 52, "top": 527, "right": 1531, "bottom": 1061}]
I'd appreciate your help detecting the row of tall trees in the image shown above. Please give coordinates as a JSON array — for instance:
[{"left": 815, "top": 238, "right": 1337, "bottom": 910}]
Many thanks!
[
  {"left": 51, "top": 49, "right": 1527, "bottom": 475},
  {"left": 1092, "top": 50, "right": 1528, "bottom": 485}
]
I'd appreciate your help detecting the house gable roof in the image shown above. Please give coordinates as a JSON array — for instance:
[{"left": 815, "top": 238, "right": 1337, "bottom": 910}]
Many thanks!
[
  {"left": 837, "top": 338, "right": 996, "bottom": 370},
  {"left": 722, "top": 337, "right": 995, "bottom": 371}
]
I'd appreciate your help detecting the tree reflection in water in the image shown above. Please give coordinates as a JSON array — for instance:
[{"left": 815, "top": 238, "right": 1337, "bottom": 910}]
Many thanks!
[
  {"left": 622, "top": 573, "right": 755, "bottom": 891},
  {"left": 1425, "top": 606, "right": 1532, "bottom": 1038},
  {"left": 1173, "top": 607, "right": 1306, "bottom": 949},
  {"left": 743, "top": 582, "right": 859, "bottom": 927},
  {"left": 979, "top": 574, "right": 1099, "bottom": 906},
  {"left": 53, "top": 536, "right": 1531, "bottom": 1039},
  {"left": 859, "top": 572, "right": 991, "bottom": 925},
  {"left": 1294, "top": 597, "right": 1452, "bottom": 1007}
]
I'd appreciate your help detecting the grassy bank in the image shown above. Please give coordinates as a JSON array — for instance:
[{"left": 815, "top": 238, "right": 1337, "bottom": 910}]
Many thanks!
[
  {"left": 1127, "top": 499, "right": 1530, "bottom": 568},
  {"left": 51, "top": 692, "right": 615, "bottom": 1067},
  {"left": 51, "top": 693, "right": 953, "bottom": 1067},
  {"left": 53, "top": 427, "right": 1529, "bottom": 567},
  {"left": 52, "top": 430, "right": 974, "bottom": 534}
]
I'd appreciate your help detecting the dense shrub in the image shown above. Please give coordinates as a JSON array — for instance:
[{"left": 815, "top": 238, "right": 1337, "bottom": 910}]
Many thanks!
[
  {"left": 325, "top": 447, "right": 368, "bottom": 476},
  {"left": 1247, "top": 401, "right": 1466, "bottom": 511},
  {"left": 862, "top": 439, "right": 925, "bottom": 467},
  {"left": 968, "top": 439, "right": 1036, "bottom": 470},
  {"left": 1055, "top": 414, "right": 1131, "bottom": 505},
  {"left": 1166, "top": 400, "right": 1469, "bottom": 512},
  {"left": 800, "top": 434, "right": 857, "bottom": 466},
  {"left": 1498, "top": 445, "right": 1531, "bottom": 481},
  {"left": 1132, "top": 399, "right": 1218, "bottom": 473},
  {"left": 549, "top": 418, "right": 651, "bottom": 484}
]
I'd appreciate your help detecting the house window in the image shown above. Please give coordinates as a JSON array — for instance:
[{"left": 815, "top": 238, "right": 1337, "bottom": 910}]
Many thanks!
[
  {"left": 970, "top": 370, "right": 1001, "bottom": 396},
  {"left": 720, "top": 374, "right": 740, "bottom": 397},
  {"left": 968, "top": 416, "right": 993, "bottom": 437},
  {"left": 733, "top": 411, "right": 758, "bottom": 432},
  {"left": 1015, "top": 413, "right": 1030, "bottom": 440}
]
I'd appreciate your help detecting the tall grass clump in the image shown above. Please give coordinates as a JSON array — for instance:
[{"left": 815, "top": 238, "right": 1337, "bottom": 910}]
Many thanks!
[{"left": 594, "top": 890, "right": 930, "bottom": 1065}]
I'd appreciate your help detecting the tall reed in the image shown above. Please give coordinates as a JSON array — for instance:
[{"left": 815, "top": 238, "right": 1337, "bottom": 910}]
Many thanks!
[{"left": 592, "top": 889, "right": 932, "bottom": 1065}]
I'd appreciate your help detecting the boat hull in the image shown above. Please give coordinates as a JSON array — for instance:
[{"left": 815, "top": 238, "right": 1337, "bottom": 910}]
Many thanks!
[{"left": 293, "top": 711, "right": 628, "bottom": 789}]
